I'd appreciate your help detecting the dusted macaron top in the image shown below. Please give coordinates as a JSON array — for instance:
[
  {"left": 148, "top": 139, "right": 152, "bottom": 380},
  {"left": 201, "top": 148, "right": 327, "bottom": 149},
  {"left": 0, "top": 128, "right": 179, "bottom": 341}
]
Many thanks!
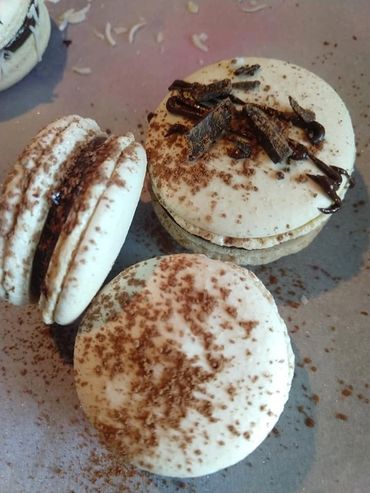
[
  {"left": 147, "top": 57, "right": 355, "bottom": 248},
  {"left": 75, "top": 254, "right": 294, "bottom": 477}
]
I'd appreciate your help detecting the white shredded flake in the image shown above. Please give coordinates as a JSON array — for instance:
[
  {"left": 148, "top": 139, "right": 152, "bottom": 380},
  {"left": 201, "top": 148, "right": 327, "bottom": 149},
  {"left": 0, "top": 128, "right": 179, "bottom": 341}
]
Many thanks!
[
  {"left": 192, "top": 33, "right": 208, "bottom": 52},
  {"left": 240, "top": 0, "right": 267, "bottom": 13},
  {"left": 301, "top": 295, "right": 309, "bottom": 305},
  {"left": 58, "top": 4, "right": 91, "bottom": 31},
  {"left": 105, "top": 22, "right": 116, "bottom": 46},
  {"left": 187, "top": 1, "right": 199, "bottom": 14},
  {"left": 114, "top": 26, "right": 128, "bottom": 35},
  {"left": 93, "top": 29, "right": 105, "bottom": 40},
  {"left": 128, "top": 22, "right": 146, "bottom": 44},
  {"left": 72, "top": 66, "right": 92, "bottom": 75},
  {"left": 156, "top": 31, "right": 164, "bottom": 43}
]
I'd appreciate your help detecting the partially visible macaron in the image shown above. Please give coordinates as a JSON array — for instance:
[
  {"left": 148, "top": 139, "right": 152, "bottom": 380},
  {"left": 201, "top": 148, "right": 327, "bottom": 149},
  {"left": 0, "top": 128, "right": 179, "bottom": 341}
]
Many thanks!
[
  {"left": 146, "top": 57, "right": 355, "bottom": 265},
  {"left": 0, "top": 0, "right": 51, "bottom": 91},
  {"left": 0, "top": 115, "right": 147, "bottom": 325},
  {"left": 74, "top": 253, "right": 294, "bottom": 478}
]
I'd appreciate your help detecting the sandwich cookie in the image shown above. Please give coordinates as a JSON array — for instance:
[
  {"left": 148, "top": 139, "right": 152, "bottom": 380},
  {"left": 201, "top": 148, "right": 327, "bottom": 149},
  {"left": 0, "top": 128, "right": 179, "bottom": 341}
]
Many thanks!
[
  {"left": 0, "top": 115, "right": 147, "bottom": 325},
  {"left": 74, "top": 254, "right": 294, "bottom": 478},
  {"left": 0, "top": 0, "right": 51, "bottom": 91},
  {"left": 146, "top": 57, "right": 356, "bottom": 265}
]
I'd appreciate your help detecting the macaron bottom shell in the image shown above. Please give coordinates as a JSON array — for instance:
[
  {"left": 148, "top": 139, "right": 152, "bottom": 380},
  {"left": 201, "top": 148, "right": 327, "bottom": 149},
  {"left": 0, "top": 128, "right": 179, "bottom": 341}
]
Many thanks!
[{"left": 151, "top": 188, "right": 325, "bottom": 265}]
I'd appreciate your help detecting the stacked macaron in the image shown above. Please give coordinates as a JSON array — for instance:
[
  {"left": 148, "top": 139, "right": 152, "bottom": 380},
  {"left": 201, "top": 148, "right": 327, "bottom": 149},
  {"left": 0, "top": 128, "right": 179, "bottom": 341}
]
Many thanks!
[
  {"left": 74, "top": 253, "right": 294, "bottom": 477},
  {"left": 0, "top": 115, "right": 146, "bottom": 325},
  {"left": 146, "top": 57, "right": 356, "bottom": 265},
  {"left": 0, "top": 0, "right": 51, "bottom": 91}
]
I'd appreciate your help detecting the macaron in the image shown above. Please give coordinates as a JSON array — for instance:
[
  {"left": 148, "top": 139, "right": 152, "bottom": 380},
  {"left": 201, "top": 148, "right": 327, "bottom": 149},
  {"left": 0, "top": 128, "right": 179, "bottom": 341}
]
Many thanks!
[
  {"left": 146, "top": 57, "right": 356, "bottom": 265},
  {"left": 74, "top": 253, "right": 294, "bottom": 478},
  {"left": 0, "top": 115, "right": 147, "bottom": 325},
  {"left": 0, "top": 0, "right": 51, "bottom": 91}
]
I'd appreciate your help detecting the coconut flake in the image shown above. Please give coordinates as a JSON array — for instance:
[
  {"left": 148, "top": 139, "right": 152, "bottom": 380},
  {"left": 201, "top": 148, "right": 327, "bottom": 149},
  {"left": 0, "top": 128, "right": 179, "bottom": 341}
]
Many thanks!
[
  {"left": 105, "top": 22, "right": 116, "bottom": 46},
  {"left": 58, "top": 4, "right": 91, "bottom": 31},
  {"left": 72, "top": 66, "right": 92, "bottom": 75},
  {"left": 187, "top": 1, "right": 199, "bottom": 14},
  {"left": 128, "top": 22, "right": 146, "bottom": 44},
  {"left": 93, "top": 29, "right": 105, "bottom": 40},
  {"left": 156, "top": 31, "right": 164, "bottom": 43},
  {"left": 192, "top": 33, "right": 208, "bottom": 52},
  {"left": 240, "top": 1, "right": 267, "bottom": 13},
  {"left": 114, "top": 26, "right": 128, "bottom": 35}
]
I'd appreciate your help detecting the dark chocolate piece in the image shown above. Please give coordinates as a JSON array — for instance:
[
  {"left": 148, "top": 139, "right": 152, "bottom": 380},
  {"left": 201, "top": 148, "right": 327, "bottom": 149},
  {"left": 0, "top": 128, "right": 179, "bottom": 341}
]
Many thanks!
[
  {"left": 289, "top": 96, "right": 325, "bottom": 144},
  {"left": 289, "top": 96, "right": 316, "bottom": 122},
  {"left": 288, "top": 139, "right": 309, "bottom": 160},
  {"left": 242, "top": 104, "right": 292, "bottom": 163},
  {"left": 232, "top": 80, "right": 261, "bottom": 91},
  {"left": 234, "top": 64, "right": 261, "bottom": 77},
  {"left": 169, "top": 79, "right": 233, "bottom": 103},
  {"left": 166, "top": 95, "right": 208, "bottom": 121},
  {"left": 147, "top": 112, "right": 156, "bottom": 122},
  {"left": 186, "top": 99, "right": 233, "bottom": 160},
  {"left": 306, "top": 173, "right": 342, "bottom": 214},
  {"left": 165, "top": 123, "right": 189, "bottom": 137},
  {"left": 168, "top": 80, "right": 193, "bottom": 91}
]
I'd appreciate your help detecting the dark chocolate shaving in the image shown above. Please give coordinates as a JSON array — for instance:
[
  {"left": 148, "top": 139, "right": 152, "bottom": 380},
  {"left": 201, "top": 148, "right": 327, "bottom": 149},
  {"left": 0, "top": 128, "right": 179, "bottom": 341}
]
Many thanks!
[
  {"left": 288, "top": 139, "right": 309, "bottom": 160},
  {"left": 232, "top": 80, "right": 261, "bottom": 91},
  {"left": 289, "top": 96, "right": 316, "bottom": 122},
  {"left": 234, "top": 64, "right": 261, "bottom": 77},
  {"left": 166, "top": 96, "right": 208, "bottom": 121},
  {"left": 165, "top": 123, "right": 189, "bottom": 137},
  {"left": 186, "top": 99, "right": 233, "bottom": 160},
  {"left": 147, "top": 112, "right": 156, "bottom": 122},
  {"left": 306, "top": 174, "right": 342, "bottom": 214},
  {"left": 289, "top": 96, "right": 325, "bottom": 144},
  {"left": 242, "top": 104, "right": 292, "bottom": 163},
  {"left": 168, "top": 80, "right": 193, "bottom": 91},
  {"left": 228, "top": 94, "right": 247, "bottom": 105}
]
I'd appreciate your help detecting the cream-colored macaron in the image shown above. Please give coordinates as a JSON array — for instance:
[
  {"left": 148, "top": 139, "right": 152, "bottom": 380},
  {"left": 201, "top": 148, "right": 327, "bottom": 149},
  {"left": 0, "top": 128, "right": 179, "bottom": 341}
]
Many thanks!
[
  {"left": 74, "top": 253, "right": 294, "bottom": 478},
  {"left": 0, "top": 115, "right": 147, "bottom": 325},
  {"left": 0, "top": 0, "right": 51, "bottom": 91},
  {"left": 146, "top": 57, "right": 356, "bottom": 265}
]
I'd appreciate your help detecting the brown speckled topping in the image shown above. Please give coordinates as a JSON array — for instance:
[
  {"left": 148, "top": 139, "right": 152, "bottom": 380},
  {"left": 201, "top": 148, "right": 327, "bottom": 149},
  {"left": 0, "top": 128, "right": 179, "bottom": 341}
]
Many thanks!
[{"left": 75, "top": 254, "right": 294, "bottom": 476}]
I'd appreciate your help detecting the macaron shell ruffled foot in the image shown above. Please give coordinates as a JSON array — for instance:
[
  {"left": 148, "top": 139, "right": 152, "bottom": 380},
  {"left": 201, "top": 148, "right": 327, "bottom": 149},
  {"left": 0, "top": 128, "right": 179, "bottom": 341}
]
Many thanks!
[
  {"left": 74, "top": 254, "right": 294, "bottom": 478},
  {"left": 0, "top": 0, "right": 51, "bottom": 91}
]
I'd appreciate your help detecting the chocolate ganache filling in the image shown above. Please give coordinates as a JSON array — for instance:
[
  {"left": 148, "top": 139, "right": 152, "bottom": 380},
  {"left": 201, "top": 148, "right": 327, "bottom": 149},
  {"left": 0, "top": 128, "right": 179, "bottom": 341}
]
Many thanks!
[
  {"left": 2, "top": 1, "right": 39, "bottom": 55},
  {"left": 31, "top": 135, "right": 108, "bottom": 300},
  {"left": 163, "top": 66, "right": 354, "bottom": 214}
]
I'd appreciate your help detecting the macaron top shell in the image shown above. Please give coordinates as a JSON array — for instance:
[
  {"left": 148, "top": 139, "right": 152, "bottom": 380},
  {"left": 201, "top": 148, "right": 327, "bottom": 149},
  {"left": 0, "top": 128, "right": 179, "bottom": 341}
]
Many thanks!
[
  {"left": 147, "top": 57, "right": 355, "bottom": 247},
  {"left": 0, "top": 0, "right": 33, "bottom": 47},
  {"left": 75, "top": 254, "right": 294, "bottom": 477}
]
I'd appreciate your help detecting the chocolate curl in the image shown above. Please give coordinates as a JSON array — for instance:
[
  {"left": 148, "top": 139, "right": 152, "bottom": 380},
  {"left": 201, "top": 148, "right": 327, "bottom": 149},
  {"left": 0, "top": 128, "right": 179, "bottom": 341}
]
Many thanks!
[
  {"left": 289, "top": 96, "right": 325, "bottom": 145},
  {"left": 186, "top": 99, "right": 233, "bottom": 160},
  {"left": 242, "top": 104, "right": 292, "bottom": 163},
  {"left": 234, "top": 64, "right": 261, "bottom": 76},
  {"left": 306, "top": 174, "right": 342, "bottom": 214}
]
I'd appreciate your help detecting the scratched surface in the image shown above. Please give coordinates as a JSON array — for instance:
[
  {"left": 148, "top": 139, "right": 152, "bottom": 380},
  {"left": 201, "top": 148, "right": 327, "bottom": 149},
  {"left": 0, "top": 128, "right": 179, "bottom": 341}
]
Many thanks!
[{"left": 0, "top": 1, "right": 369, "bottom": 492}]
